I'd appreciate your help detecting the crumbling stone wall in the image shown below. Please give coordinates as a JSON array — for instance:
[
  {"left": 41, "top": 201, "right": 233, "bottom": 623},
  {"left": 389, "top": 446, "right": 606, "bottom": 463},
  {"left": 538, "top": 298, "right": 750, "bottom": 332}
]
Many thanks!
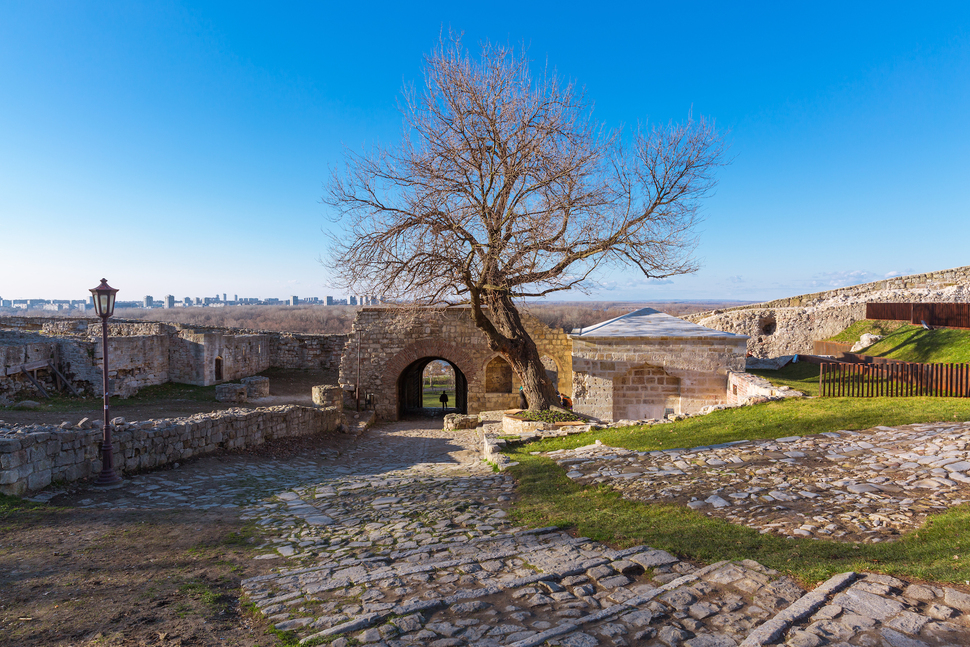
[
  {"left": 571, "top": 336, "right": 747, "bottom": 421},
  {"left": 687, "top": 264, "right": 970, "bottom": 358},
  {"left": 0, "top": 405, "right": 346, "bottom": 495},
  {"left": 690, "top": 304, "right": 866, "bottom": 359},
  {"left": 0, "top": 316, "right": 349, "bottom": 400},
  {"left": 339, "top": 307, "right": 572, "bottom": 421}
]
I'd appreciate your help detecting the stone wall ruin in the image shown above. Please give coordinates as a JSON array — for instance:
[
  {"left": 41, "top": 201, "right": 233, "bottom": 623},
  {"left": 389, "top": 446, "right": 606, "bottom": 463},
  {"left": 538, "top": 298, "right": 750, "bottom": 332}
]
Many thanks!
[
  {"left": 687, "top": 264, "right": 970, "bottom": 358},
  {"left": 0, "top": 316, "right": 349, "bottom": 402}
]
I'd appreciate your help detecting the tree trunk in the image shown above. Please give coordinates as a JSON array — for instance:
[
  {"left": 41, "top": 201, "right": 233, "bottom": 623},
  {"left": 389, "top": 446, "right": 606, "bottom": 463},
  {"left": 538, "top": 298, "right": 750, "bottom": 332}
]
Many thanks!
[{"left": 470, "top": 292, "right": 557, "bottom": 410}]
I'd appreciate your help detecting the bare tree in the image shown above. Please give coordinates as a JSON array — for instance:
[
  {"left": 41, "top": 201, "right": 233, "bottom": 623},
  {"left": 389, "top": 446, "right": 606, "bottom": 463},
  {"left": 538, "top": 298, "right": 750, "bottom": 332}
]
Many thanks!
[{"left": 325, "top": 38, "right": 725, "bottom": 410}]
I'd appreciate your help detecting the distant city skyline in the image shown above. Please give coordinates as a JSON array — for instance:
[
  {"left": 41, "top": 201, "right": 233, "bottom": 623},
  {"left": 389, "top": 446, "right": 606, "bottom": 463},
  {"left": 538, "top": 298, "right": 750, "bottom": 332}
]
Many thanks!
[{"left": 2, "top": 2, "right": 968, "bottom": 302}]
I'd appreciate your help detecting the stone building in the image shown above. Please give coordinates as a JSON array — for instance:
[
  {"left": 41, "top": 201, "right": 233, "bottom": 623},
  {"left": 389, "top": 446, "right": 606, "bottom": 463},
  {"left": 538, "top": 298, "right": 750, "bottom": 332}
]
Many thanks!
[
  {"left": 569, "top": 309, "right": 748, "bottom": 421},
  {"left": 338, "top": 307, "right": 572, "bottom": 421}
]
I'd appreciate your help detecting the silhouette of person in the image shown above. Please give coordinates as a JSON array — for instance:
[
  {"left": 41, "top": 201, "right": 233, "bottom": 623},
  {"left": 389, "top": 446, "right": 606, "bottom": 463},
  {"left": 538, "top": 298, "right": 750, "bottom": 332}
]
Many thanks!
[{"left": 439, "top": 390, "right": 449, "bottom": 413}]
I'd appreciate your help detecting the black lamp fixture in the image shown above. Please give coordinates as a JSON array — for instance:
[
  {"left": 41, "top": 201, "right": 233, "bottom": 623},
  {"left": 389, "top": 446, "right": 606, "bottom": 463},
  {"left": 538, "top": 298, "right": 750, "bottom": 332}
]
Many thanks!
[{"left": 89, "top": 278, "right": 122, "bottom": 487}]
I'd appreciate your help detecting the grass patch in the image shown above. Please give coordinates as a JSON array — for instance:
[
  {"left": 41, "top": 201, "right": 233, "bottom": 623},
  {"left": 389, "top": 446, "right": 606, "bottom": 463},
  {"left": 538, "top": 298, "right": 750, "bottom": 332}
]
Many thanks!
[
  {"left": 826, "top": 319, "right": 970, "bottom": 363},
  {"left": 506, "top": 449, "right": 970, "bottom": 585},
  {"left": 859, "top": 326, "right": 970, "bottom": 364},
  {"left": 0, "top": 493, "right": 43, "bottom": 514},
  {"left": 515, "top": 409, "right": 583, "bottom": 423},
  {"left": 828, "top": 319, "right": 910, "bottom": 343},
  {"left": 524, "top": 397, "right": 970, "bottom": 455},
  {"left": 126, "top": 381, "right": 219, "bottom": 403},
  {"left": 750, "top": 362, "right": 821, "bottom": 397},
  {"left": 506, "top": 397, "right": 970, "bottom": 585},
  {"left": 0, "top": 381, "right": 218, "bottom": 414}
]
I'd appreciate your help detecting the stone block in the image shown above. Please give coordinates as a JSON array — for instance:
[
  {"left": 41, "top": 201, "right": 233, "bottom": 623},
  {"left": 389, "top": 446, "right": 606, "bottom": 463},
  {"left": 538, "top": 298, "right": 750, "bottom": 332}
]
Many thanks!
[
  {"left": 241, "top": 376, "right": 270, "bottom": 398},
  {"left": 443, "top": 414, "right": 479, "bottom": 431},
  {"left": 215, "top": 384, "right": 247, "bottom": 403}
]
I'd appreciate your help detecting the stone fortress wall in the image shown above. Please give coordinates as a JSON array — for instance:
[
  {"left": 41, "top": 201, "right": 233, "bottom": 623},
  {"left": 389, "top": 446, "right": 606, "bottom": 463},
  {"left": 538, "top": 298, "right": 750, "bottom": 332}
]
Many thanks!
[
  {"left": 0, "top": 316, "right": 349, "bottom": 402},
  {"left": 0, "top": 405, "right": 347, "bottom": 496},
  {"left": 686, "top": 265, "right": 970, "bottom": 358},
  {"left": 339, "top": 307, "right": 572, "bottom": 421}
]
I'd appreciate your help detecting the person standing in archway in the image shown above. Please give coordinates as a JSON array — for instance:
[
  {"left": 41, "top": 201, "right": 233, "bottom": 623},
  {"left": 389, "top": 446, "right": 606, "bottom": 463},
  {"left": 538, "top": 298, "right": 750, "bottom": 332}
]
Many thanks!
[{"left": 439, "top": 390, "right": 449, "bottom": 414}]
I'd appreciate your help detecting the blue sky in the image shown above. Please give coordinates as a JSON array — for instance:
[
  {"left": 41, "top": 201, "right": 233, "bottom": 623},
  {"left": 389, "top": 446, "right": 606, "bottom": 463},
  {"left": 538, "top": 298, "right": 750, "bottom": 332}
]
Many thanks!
[{"left": 2, "top": 1, "right": 968, "bottom": 303}]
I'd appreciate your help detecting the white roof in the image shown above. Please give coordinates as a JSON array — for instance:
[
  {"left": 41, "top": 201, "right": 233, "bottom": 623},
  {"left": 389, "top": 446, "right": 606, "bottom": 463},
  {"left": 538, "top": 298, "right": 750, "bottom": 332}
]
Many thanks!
[{"left": 570, "top": 308, "right": 748, "bottom": 340}]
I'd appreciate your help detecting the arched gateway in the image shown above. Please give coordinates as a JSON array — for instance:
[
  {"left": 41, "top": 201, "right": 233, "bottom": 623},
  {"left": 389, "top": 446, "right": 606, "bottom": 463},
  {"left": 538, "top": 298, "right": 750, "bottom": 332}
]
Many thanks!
[{"left": 339, "top": 307, "right": 572, "bottom": 421}]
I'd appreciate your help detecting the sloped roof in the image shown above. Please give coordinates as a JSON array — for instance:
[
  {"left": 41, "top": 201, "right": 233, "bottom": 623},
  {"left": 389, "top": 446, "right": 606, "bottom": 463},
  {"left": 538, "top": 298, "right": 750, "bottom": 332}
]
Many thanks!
[{"left": 570, "top": 308, "right": 748, "bottom": 340}]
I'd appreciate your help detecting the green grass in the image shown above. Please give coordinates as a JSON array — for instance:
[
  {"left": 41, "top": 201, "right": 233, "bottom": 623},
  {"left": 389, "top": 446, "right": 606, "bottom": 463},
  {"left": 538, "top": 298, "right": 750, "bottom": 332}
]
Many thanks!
[
  {"left": 750, "top": 362, "right": 821, "bottom": 397},
  {"left": 505, "top": 396, "right": 970, "bottom": 585},
  {"left": 516, "top": 409, "right": 583, "bottom": 423},
  {"left": 827, "top": 319, "right": 970, "bottom": 363},
  {"left": 525, "top": 396, "right": 970, "bottom": 454},
  {"left": 422, "top": 388, "right": 452, "bottom": 408},
  {"left": 827, "top": 319, "right": 910, "bottom": 343},
  {"left": 0, "top": 381, "right": 218, "bottom": 414},
  {"left": 859, "top": 326, "right": 970, "bottom": 364}
]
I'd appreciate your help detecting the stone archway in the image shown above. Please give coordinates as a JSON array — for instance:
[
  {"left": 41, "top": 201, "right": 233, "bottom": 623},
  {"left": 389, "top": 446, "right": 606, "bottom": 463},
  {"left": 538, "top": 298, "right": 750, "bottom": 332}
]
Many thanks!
[
  {"left": 397, "top": 357, "right": 468, "bottom": 417},
  {"left": 379, "top": 339, "right": 483, "bottom": 421}
]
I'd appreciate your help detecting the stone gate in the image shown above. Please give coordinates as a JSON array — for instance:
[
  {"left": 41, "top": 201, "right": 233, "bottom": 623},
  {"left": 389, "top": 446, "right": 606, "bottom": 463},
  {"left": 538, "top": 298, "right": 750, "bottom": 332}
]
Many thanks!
[{"left": 338, "top": 307, "right": 572, "bottom": 421}]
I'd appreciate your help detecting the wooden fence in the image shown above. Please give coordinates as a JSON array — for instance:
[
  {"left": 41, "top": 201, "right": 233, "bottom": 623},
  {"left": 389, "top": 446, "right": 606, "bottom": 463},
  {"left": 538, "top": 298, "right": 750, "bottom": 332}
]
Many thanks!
[
  {"left": 812, "top": 340, "right": 854, "bottom": 357},
  {"left": 819, "top": 361, "right": 970, "bottom": 398},
  {"left": 866, "top": 302, "right": 970, "bottom": 329}
]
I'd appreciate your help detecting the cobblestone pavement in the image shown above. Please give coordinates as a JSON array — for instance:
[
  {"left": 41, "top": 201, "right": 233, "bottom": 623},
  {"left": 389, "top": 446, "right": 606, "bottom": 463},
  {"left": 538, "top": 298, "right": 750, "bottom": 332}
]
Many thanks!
[
  {"left": 545, "top": 422, "right": 970, "bottom": 544},
  {"left": 65, "top": 420, "right": 970, "bottom": 646}
]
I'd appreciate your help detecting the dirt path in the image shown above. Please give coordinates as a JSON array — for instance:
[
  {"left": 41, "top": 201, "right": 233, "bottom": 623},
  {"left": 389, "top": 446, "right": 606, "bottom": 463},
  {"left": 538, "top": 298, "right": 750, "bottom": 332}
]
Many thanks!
[{"left": 0, "top": 429, "right": 354, "bottom": 647}]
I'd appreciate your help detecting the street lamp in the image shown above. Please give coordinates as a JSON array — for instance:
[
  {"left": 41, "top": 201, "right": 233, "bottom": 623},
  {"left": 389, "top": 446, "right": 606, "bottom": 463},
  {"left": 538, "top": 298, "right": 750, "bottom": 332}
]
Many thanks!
[{"left": 89, "top": 278, "right": 122, "bottom": 487}]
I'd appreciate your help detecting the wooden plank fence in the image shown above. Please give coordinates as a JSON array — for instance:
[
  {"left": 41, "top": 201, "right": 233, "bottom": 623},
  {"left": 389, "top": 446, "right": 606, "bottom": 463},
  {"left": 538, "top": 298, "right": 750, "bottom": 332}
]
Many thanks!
[
  {"left": 813, "top": 340, "right": 854, "bottom": 357},
  {"left": 866, "top": 302, "right": 970, "bottom": 329},
  {"left": 819, "top": 361, "right": 970, "bottom": 398}
]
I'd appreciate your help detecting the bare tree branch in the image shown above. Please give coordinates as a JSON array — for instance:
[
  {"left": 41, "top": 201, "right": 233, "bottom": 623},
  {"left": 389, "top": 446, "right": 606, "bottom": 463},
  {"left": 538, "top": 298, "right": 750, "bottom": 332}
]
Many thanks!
[{"left": 323, "top": 36, "right": 726, "bottom": 409}]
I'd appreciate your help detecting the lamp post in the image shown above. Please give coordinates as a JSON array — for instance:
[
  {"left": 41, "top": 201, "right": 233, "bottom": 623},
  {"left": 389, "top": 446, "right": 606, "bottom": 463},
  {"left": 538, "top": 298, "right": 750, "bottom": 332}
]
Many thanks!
[{"left": 89, "top": 278, "right": 122, "bottom": 487}]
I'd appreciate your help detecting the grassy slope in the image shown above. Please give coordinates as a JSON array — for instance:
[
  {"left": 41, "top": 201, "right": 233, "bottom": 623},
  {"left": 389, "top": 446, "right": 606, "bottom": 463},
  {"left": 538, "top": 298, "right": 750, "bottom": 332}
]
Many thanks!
[
  {"left": 506, "top": 397, "right": 970, "bottom": 586},
  {"left": 828, "top": 319, "right": 970, "bottom": 363}
]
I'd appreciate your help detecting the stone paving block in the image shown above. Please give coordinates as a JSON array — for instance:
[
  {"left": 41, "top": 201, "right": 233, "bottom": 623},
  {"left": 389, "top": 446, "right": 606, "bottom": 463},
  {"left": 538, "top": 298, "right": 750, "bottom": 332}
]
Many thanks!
[{"left": 62, "top": 418, "right": 970, "bottom": 647}]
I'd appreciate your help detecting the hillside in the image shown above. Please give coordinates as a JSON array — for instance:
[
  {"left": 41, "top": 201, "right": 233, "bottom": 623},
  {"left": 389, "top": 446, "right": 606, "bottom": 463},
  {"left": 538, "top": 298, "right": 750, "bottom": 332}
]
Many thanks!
[{"left": 837, "top": 320, "right": 970, "bottom": 364}]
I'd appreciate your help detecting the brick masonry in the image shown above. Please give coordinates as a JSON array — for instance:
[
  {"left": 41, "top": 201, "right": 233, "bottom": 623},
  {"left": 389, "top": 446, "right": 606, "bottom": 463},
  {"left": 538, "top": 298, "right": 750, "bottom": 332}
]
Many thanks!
[{"left": 570, "top": 336, "right": 748, "bottom": 421}]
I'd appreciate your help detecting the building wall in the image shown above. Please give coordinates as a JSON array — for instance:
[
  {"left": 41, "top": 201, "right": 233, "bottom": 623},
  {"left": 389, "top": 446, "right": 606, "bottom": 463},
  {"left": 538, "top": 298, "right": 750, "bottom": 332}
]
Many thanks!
[
  {"left": 339, "top": 307, "right": 573, "bottom": 421},
  {"left": 570, "top": 336, "right": 748, "bottom": 422}
]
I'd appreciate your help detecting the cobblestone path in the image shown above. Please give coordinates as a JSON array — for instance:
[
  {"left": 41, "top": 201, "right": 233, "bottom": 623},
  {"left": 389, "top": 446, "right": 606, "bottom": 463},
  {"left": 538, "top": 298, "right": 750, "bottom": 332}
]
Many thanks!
[
  {"left": 69, "top": 421, "right": 970, "bottom": 646},
  {"left": 544, "top": 421, "right": 970, "bottom": 544}
]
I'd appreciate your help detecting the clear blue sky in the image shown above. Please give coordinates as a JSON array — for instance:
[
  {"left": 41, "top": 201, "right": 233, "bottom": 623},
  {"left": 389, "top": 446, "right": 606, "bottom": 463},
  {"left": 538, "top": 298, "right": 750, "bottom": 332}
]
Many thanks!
[{"left": 2, "top": 1, "right": 968, "bottom": 303}]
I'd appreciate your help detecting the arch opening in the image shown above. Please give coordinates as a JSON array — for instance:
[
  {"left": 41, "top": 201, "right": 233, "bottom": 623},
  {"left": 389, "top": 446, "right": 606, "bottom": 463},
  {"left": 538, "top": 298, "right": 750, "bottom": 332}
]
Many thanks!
[
  {"left": 214, "top": 356, "right": 224, "bottom": 382},
  {"left": 398, "top": 356, "right": 468, "bottom": 418}
]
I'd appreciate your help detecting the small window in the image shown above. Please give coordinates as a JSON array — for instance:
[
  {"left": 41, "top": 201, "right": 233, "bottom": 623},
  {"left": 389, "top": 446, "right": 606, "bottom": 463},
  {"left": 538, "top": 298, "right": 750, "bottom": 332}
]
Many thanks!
[{"left": 215, "top": 356, "right": 224, "bottom": 381}]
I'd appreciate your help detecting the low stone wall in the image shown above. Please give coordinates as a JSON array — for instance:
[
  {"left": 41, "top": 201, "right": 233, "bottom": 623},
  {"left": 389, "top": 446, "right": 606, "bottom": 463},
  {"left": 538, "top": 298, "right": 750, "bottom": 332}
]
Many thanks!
[
  {"left": 0, "top": 405, "right": 346, "bottom": 496},
  {"left": 726, "top": 371, "right": 804, "bottom": 405}
]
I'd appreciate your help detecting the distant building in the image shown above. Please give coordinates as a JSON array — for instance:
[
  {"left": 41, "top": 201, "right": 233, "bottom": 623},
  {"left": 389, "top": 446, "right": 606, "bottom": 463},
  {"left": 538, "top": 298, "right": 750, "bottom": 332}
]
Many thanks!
[
  {"left": 145, "top": 296, "right": 154, "bottom": 308},
  {"left": 291, "top": 295, "right": 299, "bottom": 306},
  {"left": 326, "top": 296, "right": 334, "bottom": 306},
  {"left": 165, "top": 295, "right": 175, "bottom": 309},
  {"left": 350, "top": 296, "right": 357, "bottom": 306}
]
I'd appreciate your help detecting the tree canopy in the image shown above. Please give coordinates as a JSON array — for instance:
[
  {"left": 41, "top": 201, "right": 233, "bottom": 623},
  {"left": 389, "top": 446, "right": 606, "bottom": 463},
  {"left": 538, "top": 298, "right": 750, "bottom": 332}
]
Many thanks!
[{"left": 324, "top": 38, "right": 725, "bottom": 409}]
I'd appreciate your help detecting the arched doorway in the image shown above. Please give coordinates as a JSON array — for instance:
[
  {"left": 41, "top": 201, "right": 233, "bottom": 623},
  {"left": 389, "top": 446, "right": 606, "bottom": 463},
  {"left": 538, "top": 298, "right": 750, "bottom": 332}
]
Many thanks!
[
  {"left": 214, "top": 356, "right": 224, "bottom": 382},
  {"left": 397, "top": 356, "right": 468, "bottom": 418}
]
